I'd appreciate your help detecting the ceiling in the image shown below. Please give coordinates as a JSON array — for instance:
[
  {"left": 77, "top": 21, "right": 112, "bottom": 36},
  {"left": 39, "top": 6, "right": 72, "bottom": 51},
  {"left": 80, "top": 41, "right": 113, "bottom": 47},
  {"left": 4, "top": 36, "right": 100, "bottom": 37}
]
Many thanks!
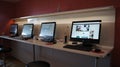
[{"left": 1, "top": 0, "right": 20, "bottom": 2}]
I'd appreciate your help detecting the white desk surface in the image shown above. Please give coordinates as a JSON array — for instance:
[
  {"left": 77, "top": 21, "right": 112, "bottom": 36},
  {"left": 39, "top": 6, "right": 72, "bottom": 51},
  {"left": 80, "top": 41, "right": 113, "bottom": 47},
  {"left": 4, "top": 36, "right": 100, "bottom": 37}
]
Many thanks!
[{"left": 0, "top": 36, "right": 113, "bottom": 58}]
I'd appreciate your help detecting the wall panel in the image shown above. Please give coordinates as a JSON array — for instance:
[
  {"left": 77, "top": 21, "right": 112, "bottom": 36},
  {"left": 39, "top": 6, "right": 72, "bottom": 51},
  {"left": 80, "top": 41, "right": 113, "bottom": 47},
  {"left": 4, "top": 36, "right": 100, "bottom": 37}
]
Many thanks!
[{"left": 0, "top": 1, "right": 16, "bottom": 35}]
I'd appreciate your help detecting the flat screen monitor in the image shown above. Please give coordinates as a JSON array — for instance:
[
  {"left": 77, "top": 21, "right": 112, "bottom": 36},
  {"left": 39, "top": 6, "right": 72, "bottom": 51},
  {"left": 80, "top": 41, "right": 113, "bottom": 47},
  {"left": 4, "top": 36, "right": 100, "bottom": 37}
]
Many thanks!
[
  {"left": 10, "top": 24, "right": 18, "bottom": 37},
  {"left": 21, "top": 24, "right": 34, "bottom": 39},
  {"left": 70, "top": 20, "right": 101, "bottom": 46},
  {"left": 39, "top": 22, "right": 56, "bottom": 42}
]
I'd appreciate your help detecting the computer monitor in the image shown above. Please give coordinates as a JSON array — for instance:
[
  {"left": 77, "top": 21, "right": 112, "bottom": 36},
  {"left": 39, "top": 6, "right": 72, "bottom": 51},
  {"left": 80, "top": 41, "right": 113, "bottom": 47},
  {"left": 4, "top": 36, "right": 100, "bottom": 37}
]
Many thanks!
[
  {"left": 39, "top": 22, "right": 56, "bottom": 42},
  {"left": 10, "top": 24, "right": 18, "bottom": 37},
  {"left": 70, "top": 20, "right": 101, "bottom": 46},
  {"left": 21, "top": 24, "right": 34, "bottom": 39}
]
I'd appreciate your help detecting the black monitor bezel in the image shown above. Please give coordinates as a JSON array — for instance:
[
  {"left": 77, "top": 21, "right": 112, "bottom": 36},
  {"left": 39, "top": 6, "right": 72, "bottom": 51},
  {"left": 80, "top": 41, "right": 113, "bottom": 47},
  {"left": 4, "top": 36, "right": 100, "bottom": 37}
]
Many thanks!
[
  {"left": 39, "top": 22, "right": 56, "bottom": 42},
  {"left": 21, "top": 24, "right": 34, "bottom": 38},
  {"left": 70, "top": 20, "right": 101, "bottom": 44},
  {"left": 10, "top": 24, "right": 18, "bottom": 36}
]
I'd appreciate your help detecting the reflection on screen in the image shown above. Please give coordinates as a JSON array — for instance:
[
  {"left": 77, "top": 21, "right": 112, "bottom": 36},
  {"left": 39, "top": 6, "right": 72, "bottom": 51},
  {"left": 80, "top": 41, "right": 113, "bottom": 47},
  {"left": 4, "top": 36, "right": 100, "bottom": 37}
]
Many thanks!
[
  {"left": 10, "top": 24, "right": 18, "bottom": 36},
  {"left": 39, "top": 22, "right": 56, "bottom": 42},
  {"left": 21, "top": 24, "right": 34, "bottom": 38}
]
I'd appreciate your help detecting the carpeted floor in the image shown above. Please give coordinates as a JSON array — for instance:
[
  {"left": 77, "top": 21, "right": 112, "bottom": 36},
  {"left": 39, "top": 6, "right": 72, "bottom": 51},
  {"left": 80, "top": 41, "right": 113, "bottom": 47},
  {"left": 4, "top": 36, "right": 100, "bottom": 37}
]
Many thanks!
[{"left": 0, "top": 56, "right": 25, "bottom": 67}]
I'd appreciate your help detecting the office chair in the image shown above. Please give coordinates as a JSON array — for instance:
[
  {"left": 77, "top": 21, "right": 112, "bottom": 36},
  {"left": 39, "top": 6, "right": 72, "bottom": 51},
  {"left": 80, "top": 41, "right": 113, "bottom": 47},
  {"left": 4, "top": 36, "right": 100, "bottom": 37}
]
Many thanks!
[
  {"left": 0, "top": 45, "right": 12, "bottom": 67},
  {"left": 26, "top": 61, "right": 50, "bottom": 67},
  {"left": 25, "top": 45, "right": 50, "bottom": 67}
]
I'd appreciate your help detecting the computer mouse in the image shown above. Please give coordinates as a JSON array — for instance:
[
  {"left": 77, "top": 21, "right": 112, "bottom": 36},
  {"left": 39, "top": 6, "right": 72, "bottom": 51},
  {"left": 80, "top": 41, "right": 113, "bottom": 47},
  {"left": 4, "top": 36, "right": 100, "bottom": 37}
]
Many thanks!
[{"left": 94, "top": 48, "right": 101, "bottom": 52}]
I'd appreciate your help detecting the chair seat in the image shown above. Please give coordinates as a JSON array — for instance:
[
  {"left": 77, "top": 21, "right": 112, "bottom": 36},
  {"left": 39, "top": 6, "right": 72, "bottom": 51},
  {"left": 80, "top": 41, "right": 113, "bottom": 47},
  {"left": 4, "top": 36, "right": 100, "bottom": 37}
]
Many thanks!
[{"left": 26, "top": 61, "right": 50, "bottom": 67}]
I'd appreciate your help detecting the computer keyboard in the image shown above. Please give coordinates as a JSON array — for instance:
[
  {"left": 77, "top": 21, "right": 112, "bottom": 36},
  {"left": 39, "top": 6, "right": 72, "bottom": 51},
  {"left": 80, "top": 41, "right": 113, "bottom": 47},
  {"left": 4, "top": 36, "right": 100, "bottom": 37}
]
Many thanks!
[{"left": 63, "top": 45, "right": 93, "bottom": 51}]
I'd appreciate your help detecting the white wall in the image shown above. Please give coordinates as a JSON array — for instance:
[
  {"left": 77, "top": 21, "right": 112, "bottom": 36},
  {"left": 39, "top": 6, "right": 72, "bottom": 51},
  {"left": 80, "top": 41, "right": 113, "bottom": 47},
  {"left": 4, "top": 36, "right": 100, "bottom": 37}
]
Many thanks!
[{"left": 15, "top": 6, "right": 115, "bottom": 47}]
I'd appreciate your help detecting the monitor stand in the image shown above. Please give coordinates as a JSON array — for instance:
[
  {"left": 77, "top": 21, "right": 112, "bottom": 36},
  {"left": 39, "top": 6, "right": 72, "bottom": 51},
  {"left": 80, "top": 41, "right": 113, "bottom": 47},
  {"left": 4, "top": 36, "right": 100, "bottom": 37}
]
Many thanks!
[{"left": 81, "top": 41, "right": 94, "bottom": 48}]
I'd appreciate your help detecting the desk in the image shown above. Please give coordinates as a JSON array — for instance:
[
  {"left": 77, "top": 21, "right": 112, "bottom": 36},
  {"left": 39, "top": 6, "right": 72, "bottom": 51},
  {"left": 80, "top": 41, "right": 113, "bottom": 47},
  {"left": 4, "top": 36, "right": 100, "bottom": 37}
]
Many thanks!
[{"left": 0, "top": 36, "right": 113, "bottom": 67}]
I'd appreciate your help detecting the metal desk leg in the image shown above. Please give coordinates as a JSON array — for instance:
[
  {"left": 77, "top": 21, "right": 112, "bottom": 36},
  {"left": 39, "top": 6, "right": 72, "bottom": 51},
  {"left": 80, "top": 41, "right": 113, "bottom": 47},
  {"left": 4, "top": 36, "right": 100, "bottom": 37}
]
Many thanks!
[
  {"left": 95, "top": 57, "right": 99, "bottom": 67},
  {"left": 33, "top": 45, "right": 35, "bottom": 61}
]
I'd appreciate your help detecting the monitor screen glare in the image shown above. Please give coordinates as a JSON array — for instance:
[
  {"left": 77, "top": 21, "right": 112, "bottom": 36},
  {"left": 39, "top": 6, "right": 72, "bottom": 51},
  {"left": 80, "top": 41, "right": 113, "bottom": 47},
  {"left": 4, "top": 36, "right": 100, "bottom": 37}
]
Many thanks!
[
  {"left": 10, "top": 24, "right": 18, "bottom": 36},
  {"left": 39, "top": 22, "right": 56, "bottom": 42},
  {"left": 21, "top": 24, "right": 34, "bottom": 38}
]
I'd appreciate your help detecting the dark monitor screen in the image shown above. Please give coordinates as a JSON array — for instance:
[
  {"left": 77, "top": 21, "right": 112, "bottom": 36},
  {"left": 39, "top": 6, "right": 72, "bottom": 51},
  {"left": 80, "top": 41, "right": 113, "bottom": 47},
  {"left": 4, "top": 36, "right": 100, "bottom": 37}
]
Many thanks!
[
  {"left": 70, "top": 20, "right": 101, "bottom": 46},
  {"left": 39, "top": 22, "right": 56, "bottom": 42},
  {"left": 21, "top": 24, "right": 34, "bottom": 38},
  {"left": 10, "top": 24, "right": 18, "bottom": 36}
]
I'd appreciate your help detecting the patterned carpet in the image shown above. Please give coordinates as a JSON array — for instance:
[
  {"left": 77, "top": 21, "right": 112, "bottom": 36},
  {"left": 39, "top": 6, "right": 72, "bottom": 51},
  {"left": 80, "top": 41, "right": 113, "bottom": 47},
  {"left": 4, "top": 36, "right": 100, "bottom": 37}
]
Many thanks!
[{"left": 0, "top": 56, "right": 25, "bottom": 67}]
